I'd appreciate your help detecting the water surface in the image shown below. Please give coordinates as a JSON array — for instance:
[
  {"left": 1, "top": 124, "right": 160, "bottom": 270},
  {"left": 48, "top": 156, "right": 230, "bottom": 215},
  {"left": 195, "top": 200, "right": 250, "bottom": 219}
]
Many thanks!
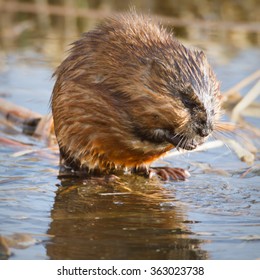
[{"left": 0, "top": 23, "right": 259, "bottom": 260}]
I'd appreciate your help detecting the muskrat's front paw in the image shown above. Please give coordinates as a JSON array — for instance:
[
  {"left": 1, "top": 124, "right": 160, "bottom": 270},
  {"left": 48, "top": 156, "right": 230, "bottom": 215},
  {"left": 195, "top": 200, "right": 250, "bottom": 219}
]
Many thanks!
[{"left": 149, "top": 167, "right": 190, "bottom": 181}]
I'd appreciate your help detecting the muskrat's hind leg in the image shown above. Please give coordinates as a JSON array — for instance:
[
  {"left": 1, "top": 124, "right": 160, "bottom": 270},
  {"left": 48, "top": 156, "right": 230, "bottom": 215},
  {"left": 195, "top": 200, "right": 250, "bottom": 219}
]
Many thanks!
[{"left": 149, "top": 167, "right": 190, "bottom": 181}]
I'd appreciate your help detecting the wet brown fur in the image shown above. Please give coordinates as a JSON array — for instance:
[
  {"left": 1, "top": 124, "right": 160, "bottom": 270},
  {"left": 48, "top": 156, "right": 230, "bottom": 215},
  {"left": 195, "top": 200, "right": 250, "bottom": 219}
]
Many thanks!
[{"left": 51, "top": 12, "right": 222, "bottom": 174}]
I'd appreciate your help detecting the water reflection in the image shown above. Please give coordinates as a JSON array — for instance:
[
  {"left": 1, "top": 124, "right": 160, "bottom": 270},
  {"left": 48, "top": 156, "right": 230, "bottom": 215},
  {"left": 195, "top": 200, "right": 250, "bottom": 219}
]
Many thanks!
[{"left": 46, "top": 175, "right": 207, "bottom": 259}]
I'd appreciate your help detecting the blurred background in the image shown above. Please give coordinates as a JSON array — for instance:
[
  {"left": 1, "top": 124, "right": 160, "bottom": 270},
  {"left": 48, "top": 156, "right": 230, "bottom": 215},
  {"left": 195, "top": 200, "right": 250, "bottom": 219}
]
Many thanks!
[
  {"left": 0, "top": 0, "right": 259, "bottom": 114},
  {"left": 0, "top": 0, "right": 259, "bottom": 57}
]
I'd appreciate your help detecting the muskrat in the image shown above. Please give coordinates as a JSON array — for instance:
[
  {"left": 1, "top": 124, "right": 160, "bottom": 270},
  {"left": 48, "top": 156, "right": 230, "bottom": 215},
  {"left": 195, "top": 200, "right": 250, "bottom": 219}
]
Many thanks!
[{"left": 51, "top": 12, "right": 222, "bottom": 180}]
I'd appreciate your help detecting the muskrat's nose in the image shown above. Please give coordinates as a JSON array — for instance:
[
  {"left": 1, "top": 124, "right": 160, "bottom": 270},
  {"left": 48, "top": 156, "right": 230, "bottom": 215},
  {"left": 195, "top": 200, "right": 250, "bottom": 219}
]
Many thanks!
[
  {"left": 197, "top": 127, "right": 211, "bottom": 137},
  {"left": 195, "top": 121, "right": 213, "bottom": 137}
]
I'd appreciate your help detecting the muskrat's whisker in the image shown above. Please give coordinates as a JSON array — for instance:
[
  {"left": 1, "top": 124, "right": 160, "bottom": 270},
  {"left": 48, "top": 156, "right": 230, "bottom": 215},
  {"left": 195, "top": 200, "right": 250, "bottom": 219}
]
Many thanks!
[
  {"left": 214, "top": 128, "right": 256, "bottom": 155},
  {"left": 214, "top": 130, "right": 235, "bottom": 139},
  {"left": 212, "top": 132, "right": 233, "bottom": 152},
  {"left": 180, "top": 135, "right": 187, "bottom": 150},
  {"left": 214, "top": 121, "right": 240, "bottom": 139},
  {"left": 177, "top": 135, "right": 184, "bottom": 149},
  {"left": 215, "top": 122, "right": 236, "bottom": 132},
  {"left": 215, "top": 121, "right": 250, "bottom": 141},
  {"left": 183, "top": 137, "right": 189, "bottom": 151}
]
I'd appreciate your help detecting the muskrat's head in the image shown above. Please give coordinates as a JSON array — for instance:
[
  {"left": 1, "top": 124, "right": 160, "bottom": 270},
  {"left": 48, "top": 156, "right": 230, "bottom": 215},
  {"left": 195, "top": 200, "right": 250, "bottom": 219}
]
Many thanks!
[{"left": 119, "top": 42, "right": 222, "bottom": 151}]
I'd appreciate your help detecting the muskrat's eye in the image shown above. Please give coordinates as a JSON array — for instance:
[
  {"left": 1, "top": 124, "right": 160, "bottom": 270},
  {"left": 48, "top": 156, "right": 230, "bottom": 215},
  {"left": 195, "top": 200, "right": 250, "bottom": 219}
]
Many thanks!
[{"left": 182, "top": 99, "right": 196, "bottom": 110}]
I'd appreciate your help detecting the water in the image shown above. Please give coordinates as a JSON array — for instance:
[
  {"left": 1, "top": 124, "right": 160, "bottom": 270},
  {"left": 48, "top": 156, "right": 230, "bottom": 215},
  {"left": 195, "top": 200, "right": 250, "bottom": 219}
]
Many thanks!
[{"left": 0, "top": 27, "right": 260, "bottom": 260}]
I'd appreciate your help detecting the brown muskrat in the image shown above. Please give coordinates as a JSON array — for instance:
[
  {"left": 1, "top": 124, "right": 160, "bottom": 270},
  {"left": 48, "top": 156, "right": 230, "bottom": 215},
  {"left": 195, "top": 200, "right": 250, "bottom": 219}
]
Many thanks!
[{"left": 51, "top": 12, "right": 222, "bottom": 180}]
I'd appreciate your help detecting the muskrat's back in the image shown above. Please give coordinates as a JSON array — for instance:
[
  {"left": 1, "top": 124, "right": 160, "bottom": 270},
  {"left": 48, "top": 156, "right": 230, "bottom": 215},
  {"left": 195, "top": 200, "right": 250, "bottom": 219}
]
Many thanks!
[{"left": 51, "top": 12, "right": 221, "bottom": 178}]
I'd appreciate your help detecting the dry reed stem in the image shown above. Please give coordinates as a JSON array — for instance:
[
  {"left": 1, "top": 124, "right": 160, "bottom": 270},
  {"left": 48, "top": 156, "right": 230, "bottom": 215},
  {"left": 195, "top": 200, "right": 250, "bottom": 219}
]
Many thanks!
[
  {"left": 0, "top": 97, "right": 42, "bottom": 123},
  {"left": 231, "top": 80, "right": 260, "bottom": 122}
]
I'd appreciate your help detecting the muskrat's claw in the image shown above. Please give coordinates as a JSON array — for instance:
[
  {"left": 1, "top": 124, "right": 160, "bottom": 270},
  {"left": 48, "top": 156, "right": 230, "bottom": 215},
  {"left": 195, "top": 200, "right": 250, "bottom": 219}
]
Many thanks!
[{"left": 149, "top": 167, "right": 190, "bottom": 181}]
